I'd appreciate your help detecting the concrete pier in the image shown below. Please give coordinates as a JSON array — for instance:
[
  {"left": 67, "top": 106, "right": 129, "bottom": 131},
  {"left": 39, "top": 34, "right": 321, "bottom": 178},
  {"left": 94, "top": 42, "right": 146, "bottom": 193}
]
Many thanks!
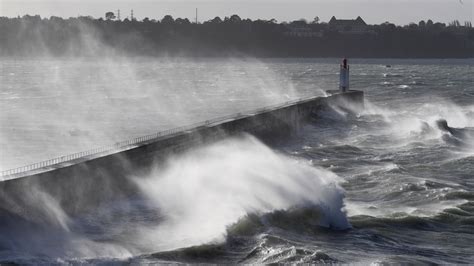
[{"left": 0, "top": 91, "right": 363, "bottom": 216}]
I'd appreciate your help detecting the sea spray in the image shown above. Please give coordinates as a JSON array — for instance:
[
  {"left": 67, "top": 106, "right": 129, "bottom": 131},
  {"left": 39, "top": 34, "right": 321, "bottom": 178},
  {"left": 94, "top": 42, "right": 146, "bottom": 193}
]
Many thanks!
[
  {"left": 357, "top": 98, "right": 474, "bottom": 146},
  {"left": 134, "top": 134, "right": 350, "bottom": 252},
  {"left": 0, "top": 134, "right": 349, "bottom": 262},
  {"left": 0, "top": 185, "right": 133, "bottom": 261},
  {"left": 0, "top": 57, "right": 301, "bottom": 170}
]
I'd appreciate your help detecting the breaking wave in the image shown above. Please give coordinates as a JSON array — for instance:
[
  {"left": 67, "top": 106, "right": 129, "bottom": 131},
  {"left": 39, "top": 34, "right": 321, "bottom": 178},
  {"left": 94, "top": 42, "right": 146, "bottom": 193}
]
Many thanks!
[
  {"left": 134, "top": 135, "right": 350, "bottom": 252},
  {"left": 0, "top": 135, "right": 350, "bottom": 263}
]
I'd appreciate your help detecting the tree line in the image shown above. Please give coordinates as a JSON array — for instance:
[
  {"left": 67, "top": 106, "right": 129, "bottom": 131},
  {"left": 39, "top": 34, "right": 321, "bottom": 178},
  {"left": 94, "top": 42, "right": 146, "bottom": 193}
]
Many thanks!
[{"left": 0, "top": 14, "right": 473, "bottom": 58}]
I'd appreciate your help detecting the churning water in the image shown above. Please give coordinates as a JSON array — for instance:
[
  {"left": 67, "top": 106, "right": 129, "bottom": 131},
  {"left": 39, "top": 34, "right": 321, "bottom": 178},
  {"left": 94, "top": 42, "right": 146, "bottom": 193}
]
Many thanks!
[{"left": 0, "top": 58, "right": 473, "bottom": 264}]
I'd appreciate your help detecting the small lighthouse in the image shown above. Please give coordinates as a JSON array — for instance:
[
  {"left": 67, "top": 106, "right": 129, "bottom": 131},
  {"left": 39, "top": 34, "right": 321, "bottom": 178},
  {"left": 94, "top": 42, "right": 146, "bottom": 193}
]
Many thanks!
[
  {"left": 339, "top": 58, "right": 349, "bottom": 92},
  {"left": 324, "top": 57, "right": 364, "bottom": 111}
]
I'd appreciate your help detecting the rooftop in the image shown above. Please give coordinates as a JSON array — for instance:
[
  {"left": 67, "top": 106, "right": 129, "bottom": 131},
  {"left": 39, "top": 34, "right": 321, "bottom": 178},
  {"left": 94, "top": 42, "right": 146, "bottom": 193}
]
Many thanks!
[{"left": 329, "top": 16, "right": 367, "bottom": 27}]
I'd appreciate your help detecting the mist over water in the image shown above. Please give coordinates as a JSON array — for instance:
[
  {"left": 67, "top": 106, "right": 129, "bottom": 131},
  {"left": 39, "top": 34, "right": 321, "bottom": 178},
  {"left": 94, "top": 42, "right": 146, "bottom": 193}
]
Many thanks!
[
  {"left": 0, "top": 57, "right": 473, "bottom": 263},
  {"left": 0, "top": 57, "right": 315, "bottom": 170}
]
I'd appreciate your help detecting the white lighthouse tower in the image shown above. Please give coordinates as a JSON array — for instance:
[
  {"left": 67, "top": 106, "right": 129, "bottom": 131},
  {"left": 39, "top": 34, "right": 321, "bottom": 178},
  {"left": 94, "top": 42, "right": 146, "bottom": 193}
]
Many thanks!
[{"left": 339, "top": 58, "right": 349, "bottom": 92}]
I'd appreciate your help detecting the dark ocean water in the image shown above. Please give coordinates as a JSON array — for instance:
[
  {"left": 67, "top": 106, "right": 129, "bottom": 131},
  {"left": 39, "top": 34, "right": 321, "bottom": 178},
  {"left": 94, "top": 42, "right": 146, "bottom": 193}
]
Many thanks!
[{"left": 0, "top": 58, "right": 473, "bottom": 264}]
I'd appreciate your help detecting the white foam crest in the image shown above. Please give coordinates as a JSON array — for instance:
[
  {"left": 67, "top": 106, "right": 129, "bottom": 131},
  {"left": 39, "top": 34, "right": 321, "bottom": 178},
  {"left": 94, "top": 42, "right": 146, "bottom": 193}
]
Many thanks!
[
  {"left": 345, "top": 199, "right": 468, "bottom": 218},
  {"left": 134, "top": 135, "right": 349, "bottom": 252},
  {"left": 361, "top": 99, "right": 473, "bottom": 141},
  {"left": 402, "top": 100, "right": 473, "bottom": 143},
  {"left": 362, "top": 100, "right": 394, "bottom": 122}
]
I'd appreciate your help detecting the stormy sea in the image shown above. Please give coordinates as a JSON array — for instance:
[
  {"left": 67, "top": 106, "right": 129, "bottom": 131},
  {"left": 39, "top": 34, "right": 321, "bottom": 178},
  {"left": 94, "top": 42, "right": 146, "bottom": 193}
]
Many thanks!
[{"left": 0, "top": 58, "right": 473, "bottom": 264}]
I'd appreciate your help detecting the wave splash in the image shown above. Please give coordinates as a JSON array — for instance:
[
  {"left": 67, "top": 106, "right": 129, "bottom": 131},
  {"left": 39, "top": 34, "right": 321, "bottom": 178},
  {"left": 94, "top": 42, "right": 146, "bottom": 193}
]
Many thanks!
[
  {"left": 0, "top": 134, "right": 349, "bottom": 263},
  {"left": 133, "top": 134, "right": 350, "bottom": 252}
]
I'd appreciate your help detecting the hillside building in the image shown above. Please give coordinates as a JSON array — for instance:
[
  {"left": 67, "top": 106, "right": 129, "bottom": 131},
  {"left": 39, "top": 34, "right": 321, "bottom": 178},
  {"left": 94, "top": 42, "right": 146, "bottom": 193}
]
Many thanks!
[{"left": 328, "top": 16, "right": 368, "bottom": 34}]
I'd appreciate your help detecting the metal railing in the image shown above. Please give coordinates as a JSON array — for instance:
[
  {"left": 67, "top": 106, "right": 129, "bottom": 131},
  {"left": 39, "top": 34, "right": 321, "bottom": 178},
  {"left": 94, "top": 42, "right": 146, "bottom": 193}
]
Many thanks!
[{"left": 0, "top": 97, "right": 316, "bottom": 178}]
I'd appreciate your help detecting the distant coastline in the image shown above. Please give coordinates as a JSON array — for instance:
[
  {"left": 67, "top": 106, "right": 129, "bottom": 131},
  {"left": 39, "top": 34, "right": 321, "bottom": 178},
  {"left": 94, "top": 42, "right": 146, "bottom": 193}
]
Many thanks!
[{"left": 1, "top": 15, "right": 473, "bottom": 58}]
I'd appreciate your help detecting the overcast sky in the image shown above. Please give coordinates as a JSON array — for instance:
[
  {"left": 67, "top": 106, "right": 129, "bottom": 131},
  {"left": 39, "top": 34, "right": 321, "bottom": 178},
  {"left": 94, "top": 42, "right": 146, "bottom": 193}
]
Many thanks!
[{"left": 1, "top": 0, "right": 472, "bottom": 25}]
